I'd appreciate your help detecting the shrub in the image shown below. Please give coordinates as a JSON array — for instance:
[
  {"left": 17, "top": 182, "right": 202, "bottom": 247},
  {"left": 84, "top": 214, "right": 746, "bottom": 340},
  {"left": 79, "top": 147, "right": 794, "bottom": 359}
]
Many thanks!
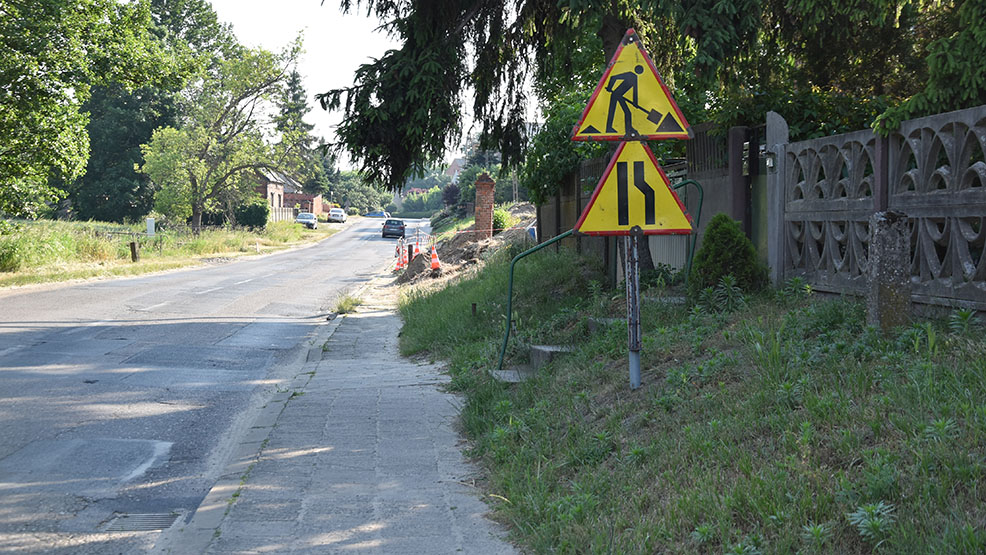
[
  {"left": 689, "top": 213, "right": 767, "bottom": 296},
  {"left": 0, "top": 235, "right": 24, "bottom": 272},
  {"left": 234, "top": 199, "right": 269, "bottom": 229},
  {"left": 492, "top": 208, "right": 510, "bottom": 235}
]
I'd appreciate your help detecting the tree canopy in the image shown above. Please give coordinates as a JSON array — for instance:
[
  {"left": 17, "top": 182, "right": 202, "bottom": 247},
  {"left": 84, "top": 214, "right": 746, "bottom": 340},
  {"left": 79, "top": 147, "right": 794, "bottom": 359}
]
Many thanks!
[
  {"left": 322, "top": 0, "right": 982, "bottom": 195},
  {"left": 140, "top": 45, "right": 303, "bottom": 228},
  {"left": 0, "top": 0, "right": 186, "bottom": 217}
]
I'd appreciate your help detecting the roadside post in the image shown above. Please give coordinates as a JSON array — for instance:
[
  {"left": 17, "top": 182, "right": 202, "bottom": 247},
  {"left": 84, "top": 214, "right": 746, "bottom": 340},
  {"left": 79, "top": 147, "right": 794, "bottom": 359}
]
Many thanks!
[{"left": 570, "top": 28, "right": 693, "bottom": 390}]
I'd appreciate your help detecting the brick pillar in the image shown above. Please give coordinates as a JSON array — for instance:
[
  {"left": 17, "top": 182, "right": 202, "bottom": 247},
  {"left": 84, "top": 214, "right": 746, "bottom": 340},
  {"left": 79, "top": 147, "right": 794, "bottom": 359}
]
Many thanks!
[
  {"left": 867, "top": 210, "right": 911, "bottom": 333},
  {"left": 474, "top": 173, "right": 495, "bottom": 240}
]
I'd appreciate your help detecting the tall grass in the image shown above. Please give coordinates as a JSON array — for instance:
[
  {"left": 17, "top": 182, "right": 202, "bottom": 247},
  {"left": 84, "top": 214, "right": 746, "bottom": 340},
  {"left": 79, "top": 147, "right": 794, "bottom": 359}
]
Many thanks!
[
  {"left": 0, "top": 219, "right": 332, "bottom": 286},
  {"left": 399, "top": 248, "right": 986, "bottom": 554}
]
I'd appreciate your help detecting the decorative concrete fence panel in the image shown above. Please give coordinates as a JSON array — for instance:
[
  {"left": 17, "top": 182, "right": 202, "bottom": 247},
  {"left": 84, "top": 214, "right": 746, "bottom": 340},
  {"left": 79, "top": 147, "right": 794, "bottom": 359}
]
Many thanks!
[
  {"left": 769, "top": 104, "right": 986, "bottom": 310},
  {"left": 890, "top": 107, "right": 986, "bottom": 308}
]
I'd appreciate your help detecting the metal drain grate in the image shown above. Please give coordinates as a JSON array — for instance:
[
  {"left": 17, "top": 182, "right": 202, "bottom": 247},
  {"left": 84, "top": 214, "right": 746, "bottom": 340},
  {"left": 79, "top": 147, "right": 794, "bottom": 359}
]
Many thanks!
[{"left": 105, "top": 513, "right": 180, "bottom": 532}]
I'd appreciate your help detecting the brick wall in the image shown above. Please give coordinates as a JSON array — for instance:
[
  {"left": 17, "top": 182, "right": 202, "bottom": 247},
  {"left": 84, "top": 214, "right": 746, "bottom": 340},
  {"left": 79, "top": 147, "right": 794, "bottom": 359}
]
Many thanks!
[{"left": 474, "top": 173, "right": 495, "bottom": 240}]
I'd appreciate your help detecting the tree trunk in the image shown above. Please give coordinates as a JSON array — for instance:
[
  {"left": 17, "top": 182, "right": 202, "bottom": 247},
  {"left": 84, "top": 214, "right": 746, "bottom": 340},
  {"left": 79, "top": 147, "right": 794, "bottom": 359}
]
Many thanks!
[
  {"left": 598, "top": 13, "right": 628, "bottom": 60},
  {"left": 191, "top": 205, "right": 203, "bottom": 234}
]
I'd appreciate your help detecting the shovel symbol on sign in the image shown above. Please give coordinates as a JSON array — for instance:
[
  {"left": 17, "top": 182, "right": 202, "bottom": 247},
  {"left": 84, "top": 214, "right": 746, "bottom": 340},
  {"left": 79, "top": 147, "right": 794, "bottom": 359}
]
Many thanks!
[{"left": 604, "top": 64, "right": 679, "bottom": 135}]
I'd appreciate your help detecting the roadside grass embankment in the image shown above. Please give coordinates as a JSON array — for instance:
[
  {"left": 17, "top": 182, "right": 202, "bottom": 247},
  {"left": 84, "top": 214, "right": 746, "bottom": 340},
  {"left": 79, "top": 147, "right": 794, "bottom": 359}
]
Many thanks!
[
  {"left": 0, "top": 219, "right": 340, "bottom": 287},
  {"left": 398, "top": 247, "right": 986, "bottom": 554}
]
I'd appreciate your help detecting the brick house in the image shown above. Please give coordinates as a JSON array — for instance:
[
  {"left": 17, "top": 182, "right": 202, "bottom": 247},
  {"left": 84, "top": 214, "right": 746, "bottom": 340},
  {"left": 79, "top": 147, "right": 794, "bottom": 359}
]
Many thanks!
[{"left": 256, "top": 170, "right": 323, "bottom": 217}]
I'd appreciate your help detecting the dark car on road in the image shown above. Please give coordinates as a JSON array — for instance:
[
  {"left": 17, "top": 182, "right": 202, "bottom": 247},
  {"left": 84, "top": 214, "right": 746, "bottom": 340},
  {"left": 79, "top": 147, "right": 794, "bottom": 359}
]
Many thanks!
[{"left": 381, "top": 219, "right": 405, "bottom": 238}]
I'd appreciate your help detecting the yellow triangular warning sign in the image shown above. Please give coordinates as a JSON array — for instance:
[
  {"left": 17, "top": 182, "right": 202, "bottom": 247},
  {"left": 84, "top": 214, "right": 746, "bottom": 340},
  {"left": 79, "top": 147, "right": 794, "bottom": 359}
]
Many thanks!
[
  {"left": 572, "top": 29, "right": 690, "bottom": 141},
  {"left": 575, "top": 142, "right": 692, "bottom": 236}
]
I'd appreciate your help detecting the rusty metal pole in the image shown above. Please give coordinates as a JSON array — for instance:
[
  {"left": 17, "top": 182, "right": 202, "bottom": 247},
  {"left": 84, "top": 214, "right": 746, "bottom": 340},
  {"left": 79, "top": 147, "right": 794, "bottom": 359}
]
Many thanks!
[
  {"left": 625, "top": 232, "right": 642, "bottom": 389},
  {"left": 129, "top": 241, "right": 139, "bottom": 262}
]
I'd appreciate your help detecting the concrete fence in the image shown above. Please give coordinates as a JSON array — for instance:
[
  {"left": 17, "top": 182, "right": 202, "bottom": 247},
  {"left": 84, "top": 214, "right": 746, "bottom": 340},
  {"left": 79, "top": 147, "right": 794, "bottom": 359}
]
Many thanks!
[
  {"left": 767, "top": 104, "right": 986, "bottom": 310},
  {"left": 538, "top": 103, "right": 986, "bottom": 311}
]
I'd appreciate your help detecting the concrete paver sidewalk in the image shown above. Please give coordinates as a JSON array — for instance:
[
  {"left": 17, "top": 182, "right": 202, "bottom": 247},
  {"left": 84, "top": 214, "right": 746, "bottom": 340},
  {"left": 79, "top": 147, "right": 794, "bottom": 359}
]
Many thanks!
[{"left": 161, "top": 276, "right": 516, "bottom": 554}]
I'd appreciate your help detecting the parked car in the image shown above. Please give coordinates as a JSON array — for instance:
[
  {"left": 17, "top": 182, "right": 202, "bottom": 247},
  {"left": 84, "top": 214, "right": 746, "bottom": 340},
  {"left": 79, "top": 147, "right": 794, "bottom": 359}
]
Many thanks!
[
  {"left": 381, "top": 219, "right": 405, "bottom": 238},
  {"left": 328, "top": 207, "right": 347, "bottom": 223},
  {"left": 295, "top": 212, "right": 318, "bottom": 229},
  {"left": 363, "top": 210, "right": 390, "bottom": 218}
]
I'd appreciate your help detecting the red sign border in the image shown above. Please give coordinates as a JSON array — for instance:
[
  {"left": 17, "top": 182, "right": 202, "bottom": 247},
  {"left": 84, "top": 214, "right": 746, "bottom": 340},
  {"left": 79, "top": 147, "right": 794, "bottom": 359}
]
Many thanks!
[{"left": 570, "top": 28, "right": 691, "bottom": 142}]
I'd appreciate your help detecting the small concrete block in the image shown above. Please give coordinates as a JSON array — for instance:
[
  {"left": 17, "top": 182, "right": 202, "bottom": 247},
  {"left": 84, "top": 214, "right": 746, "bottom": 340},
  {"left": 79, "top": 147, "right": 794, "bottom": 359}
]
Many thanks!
[
  {"left": 270, "top": 391, "right": 291, "bottom": 404},
  {"left": 530, "top": 344, "right": 575, "bottom": 369},
  {"left": 490, "top": 367, "right": 536, "bottom": 383},
  {"left": 252, "top": 403, "right": 284, "bottom": 429},
  {"left": 189, "top": 480, "right": 241, "bottom": 529}
]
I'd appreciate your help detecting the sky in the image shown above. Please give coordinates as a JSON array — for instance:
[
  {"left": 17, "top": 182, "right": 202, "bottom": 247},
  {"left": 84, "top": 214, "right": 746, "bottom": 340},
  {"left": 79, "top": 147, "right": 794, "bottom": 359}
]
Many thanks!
[{"left": 208, "top": 0, "right": 401, "bottom": 165}]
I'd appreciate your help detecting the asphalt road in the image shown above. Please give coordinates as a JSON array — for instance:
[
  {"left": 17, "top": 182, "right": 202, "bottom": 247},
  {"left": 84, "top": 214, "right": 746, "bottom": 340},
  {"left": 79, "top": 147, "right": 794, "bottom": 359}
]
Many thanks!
[{"left": 0, "top": 217, "right": 429, "bottom": 553}]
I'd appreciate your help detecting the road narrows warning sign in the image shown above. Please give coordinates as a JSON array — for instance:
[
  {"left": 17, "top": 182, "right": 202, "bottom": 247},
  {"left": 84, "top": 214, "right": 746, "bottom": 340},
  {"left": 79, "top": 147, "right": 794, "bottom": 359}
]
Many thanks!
[
  {"left": 571, "top": 29, "right": 690, "bottom": 141},
  {"left": 574, "top": 141, "right": 692, "bottom": 236}
]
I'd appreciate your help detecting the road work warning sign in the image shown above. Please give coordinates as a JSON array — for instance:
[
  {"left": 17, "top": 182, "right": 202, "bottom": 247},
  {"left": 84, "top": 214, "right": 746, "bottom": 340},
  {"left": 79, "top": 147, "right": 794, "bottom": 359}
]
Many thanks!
[
  {"left": 574, "top": 141, "right": 692, "bottom": 236},
  {"left": 571, "top": 29, "right": 690, "bottom": 141}
]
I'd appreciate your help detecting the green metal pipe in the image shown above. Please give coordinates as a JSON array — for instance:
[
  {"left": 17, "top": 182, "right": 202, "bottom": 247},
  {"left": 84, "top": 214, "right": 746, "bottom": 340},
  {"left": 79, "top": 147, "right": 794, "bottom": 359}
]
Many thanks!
[
  {"left": 672, "top": 179, "right": 704, "bottom": 282},
  {"left": 496, "top": 228, "right": 574, "bottom": 372}
]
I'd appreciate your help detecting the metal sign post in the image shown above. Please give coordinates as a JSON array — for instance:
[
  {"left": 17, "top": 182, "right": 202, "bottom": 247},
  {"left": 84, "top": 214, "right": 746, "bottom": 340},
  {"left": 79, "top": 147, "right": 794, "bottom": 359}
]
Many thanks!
[
  {"left": 569, "top": 27, "right": 693, "bottom": 391},
  {"left": 625, "top": 233, "right": 642, "bottom": 389}
]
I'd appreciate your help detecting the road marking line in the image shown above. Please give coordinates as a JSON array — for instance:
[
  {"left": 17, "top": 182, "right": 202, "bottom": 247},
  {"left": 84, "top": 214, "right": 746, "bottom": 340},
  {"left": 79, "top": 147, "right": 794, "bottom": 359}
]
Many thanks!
[
  {"left": 64, "top": 320, "right": 110, "bottom": 334},
  {"left": 195, "top": 287, "right": 222, "bottom": 295},
  {"left": 234, "top": 278, "right": 253, "bottom": 285},
  {"left": 145, "top": 301, "right": 170, "bottom": 310},
  {"left": 122, "top": 441, "right": 173, "bottom": 482}
]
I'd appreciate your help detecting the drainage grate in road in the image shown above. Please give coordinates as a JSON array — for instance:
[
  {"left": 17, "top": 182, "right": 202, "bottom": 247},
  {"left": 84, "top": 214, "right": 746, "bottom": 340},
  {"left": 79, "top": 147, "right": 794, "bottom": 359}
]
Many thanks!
[{"left": 104, "top": 513, "right": 180, "bottom": 532}]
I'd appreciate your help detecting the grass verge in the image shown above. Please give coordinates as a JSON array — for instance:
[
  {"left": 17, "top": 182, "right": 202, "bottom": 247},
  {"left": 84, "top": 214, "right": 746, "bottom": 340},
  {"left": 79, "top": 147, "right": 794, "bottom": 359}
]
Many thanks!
[
  {"left": 0, "top": 219, "right": 344, "bottom": 288},
  {"left": 335, "top": 294, "right": 364, "bottom": 314},
  {"left": 399, "top": 247, "right": 986, "bottom": 554}
]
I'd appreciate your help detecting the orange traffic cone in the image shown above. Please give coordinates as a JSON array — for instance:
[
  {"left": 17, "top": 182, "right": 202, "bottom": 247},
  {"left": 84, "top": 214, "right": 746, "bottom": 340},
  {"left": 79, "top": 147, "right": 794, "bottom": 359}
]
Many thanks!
[
  {"left": 414, "top": 240, "right": 420, "bottom": 259},
  {"left": 401, "top": 243, "right": 408, "bottom": 268},
  {"left": 430, "top": 245, "right": 441, "bottom": 270}
]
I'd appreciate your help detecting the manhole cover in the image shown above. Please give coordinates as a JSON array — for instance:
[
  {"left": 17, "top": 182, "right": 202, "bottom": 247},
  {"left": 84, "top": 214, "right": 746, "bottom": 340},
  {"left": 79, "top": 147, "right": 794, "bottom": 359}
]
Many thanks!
[{"left": 105, "top": 513, "right": 179, "bottom": 531}]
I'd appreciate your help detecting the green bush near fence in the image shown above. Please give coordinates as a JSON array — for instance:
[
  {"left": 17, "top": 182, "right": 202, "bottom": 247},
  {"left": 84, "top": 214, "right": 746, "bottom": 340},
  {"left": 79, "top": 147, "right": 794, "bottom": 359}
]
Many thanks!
[{"left": 689, "top": 213, "right": 768, "bottom": 297}]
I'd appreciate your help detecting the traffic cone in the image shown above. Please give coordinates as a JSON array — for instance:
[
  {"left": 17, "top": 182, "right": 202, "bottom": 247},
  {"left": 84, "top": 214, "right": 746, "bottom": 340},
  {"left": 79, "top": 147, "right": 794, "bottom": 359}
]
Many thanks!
[
  {"left": 430, "top": 245, "right": 441, "bottom": 270},
  {"left": 401, "top": 243, "right": 408, "bottom": 268},
  {"left": 414, "top": 240, "right": 420, "bottom": 259}
]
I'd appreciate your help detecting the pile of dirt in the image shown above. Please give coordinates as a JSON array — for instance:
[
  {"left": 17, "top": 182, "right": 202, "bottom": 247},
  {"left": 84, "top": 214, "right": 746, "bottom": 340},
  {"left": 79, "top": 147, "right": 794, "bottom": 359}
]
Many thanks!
[{"left": 395, "top": 202, "right": 537, "bottom": 286}]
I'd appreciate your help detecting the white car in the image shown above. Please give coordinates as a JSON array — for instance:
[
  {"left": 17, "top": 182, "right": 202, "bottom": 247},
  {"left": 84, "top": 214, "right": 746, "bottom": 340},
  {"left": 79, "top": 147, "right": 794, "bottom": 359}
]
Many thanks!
[
  {"left": 295, "top": 212, "right": 317, "bottom": 229},
  {"left": 328, "top": 208, "right": 347, "bottom": 223}
]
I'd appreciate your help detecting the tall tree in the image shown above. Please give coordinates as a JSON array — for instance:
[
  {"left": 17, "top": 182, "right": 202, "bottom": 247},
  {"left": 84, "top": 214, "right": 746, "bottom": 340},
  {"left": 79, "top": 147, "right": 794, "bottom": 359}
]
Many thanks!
[
  {"left": 66, "top": 0, "right": 237, "bottom": 222},
  {"left": 0, "top": 0, "right": 181, "bottom": 217},
  {"left": 275, "top": 69, "right": 327, "bottom": 192},
  {"left": 140, "top": 45, "right": 303, "bottom": 228},
  {"left": 324, "top": 0, "right": 982, "bottom": 196},
  {"left": 69, "top": 83, "right": 179, "bottom": 222}
]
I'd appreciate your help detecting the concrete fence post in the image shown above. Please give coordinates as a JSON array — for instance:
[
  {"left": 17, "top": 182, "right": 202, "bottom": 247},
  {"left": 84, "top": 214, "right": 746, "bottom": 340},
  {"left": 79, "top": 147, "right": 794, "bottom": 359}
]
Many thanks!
[
  {"left": 765, "top": 111, "right": 789, "bottom": 286},
  {"left": 867, "top": 210, "right": 911, "bottom": 332}
]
